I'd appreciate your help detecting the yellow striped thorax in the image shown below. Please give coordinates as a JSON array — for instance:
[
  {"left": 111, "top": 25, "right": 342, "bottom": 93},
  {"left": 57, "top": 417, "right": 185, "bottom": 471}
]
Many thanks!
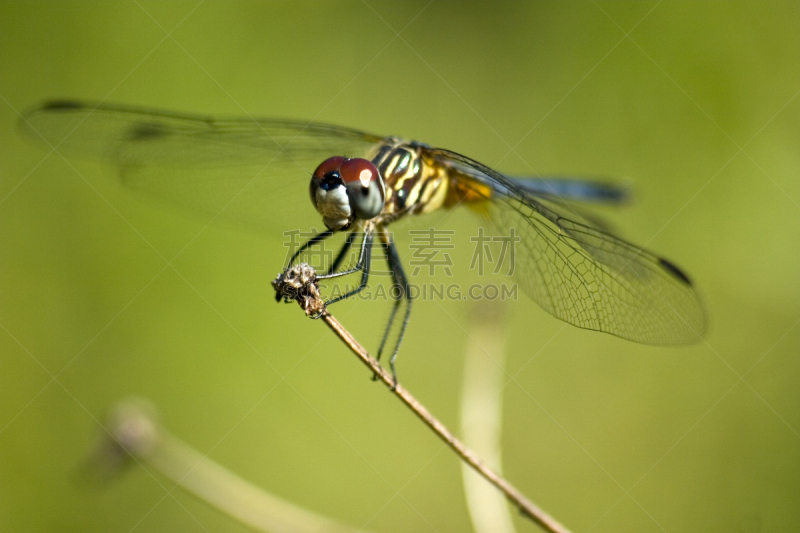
[{"left": 370, "top": 140, "right": 450, "bottom": 225}]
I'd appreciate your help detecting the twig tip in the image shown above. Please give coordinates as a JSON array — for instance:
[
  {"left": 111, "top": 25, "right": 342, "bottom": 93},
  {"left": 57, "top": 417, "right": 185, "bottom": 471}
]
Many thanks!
[{"left": 272, "top": 263, "right": 326, "bottom": 317}]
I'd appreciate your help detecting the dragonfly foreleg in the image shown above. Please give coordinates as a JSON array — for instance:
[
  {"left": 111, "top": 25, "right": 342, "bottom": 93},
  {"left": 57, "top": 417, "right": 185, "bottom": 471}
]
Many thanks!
[
  {"left": 322, "top": 230, "right": 374, "bottom": 305},
  {"left": 276, "top": 229, "right": 335, "bottom": 303},
  {"left": 325, "top": 232, "right": 356, "bottom": 275},
  {"left": 285, "top": 229, "right": 334, "bottom": 269}
]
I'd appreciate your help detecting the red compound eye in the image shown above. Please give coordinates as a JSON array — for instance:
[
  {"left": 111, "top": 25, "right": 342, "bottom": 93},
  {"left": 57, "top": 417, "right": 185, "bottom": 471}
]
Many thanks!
[
  {"left": 339, "top": 158, "right": 380, "bottom": 186},
  {"left": 339, "top": 158, "right": 385, "bottom": 220},
  {"left": 312, "top": 156, "right": 346, "bottom": 179}
]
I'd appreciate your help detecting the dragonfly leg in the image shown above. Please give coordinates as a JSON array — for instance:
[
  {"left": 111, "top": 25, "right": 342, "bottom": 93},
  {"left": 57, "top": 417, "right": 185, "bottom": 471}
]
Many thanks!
[
  {"left": 322, "top": 230, "right": 374, "bottom": 305},
  {"left": 318, "top": 228, "right": 372, "bottom": 281},
  {"left": 376, "top": 236, "right": 406, "bottom": 361},
  {"left": 276, "top": 229, "right": 335, "bottom": 303},
  {"left": 376, "top": 287, "right": 401, "bottom": 365},
  {"left": 285, "top": 229, "right": 334, "bottom": 268},
  {"left": 378, "top": 236, "right": 411, "bottom": 390},
  {"left": 325, "top": 232, "right": 356, "bottom": 275}
]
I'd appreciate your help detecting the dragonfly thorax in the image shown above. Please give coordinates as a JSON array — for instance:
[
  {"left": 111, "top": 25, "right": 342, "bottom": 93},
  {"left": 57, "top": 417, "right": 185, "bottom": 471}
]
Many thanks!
[{"left": 310, "top": 156, "right": 386, "bottom": 231}]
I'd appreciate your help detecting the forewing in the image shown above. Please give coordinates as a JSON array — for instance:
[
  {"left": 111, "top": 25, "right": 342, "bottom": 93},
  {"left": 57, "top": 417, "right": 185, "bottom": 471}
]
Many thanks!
[
  {"left": 20, "top": 101, "right": 384, "bottom": 231},
  {"left": 506, "top": 176, "right": 629, "bottom": 204},
  {"left": 430, "top": 149, "right": 707, "bottom": 345}
]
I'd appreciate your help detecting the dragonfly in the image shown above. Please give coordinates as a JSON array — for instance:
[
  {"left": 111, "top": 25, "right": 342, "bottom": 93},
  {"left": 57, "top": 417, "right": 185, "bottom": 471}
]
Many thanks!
[{"left": 20, "top": 100, "right": 708, "bottom": 384}]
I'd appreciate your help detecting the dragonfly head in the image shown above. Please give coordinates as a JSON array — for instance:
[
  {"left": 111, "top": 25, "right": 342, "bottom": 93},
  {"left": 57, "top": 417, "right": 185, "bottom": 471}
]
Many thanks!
[{"left": 310, "top": 156, "right": 385, "bottom": 231}]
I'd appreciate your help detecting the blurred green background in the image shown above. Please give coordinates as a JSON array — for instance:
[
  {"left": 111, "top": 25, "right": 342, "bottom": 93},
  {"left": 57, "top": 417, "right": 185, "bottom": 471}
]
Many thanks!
[{"left": 2, "top": 1, "right": 799, "bottom": 532}]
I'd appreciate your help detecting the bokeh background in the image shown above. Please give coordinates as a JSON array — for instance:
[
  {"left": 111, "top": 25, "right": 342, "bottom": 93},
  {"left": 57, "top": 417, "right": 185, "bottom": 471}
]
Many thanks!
[{"left": 2, "top": 2, "right": 799, "bottom": 532}]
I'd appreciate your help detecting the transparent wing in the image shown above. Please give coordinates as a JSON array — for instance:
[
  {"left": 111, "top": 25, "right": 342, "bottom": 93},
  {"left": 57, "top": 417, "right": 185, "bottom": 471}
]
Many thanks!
[
  {"left": 19, "top": 101, "right": 385, "bottom": 231},
  {"left": 430, "top": 148, "right": 708, "bottom": 345}
]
